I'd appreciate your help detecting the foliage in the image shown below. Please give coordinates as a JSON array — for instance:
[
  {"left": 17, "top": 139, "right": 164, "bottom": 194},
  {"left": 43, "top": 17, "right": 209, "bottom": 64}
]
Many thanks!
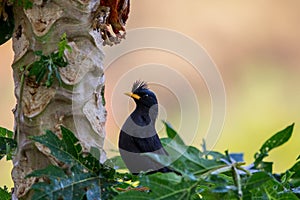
[
  {"left": 0, "top": 0, "right": 33, "bottom": 46},
  {"left": 0, "top": 4, "right": 14, "bottom": 45},
  {"left": 114, "top": 123, "right": 299, "bottom": 199},
  {"left": 27, "top": 165, "right": 103, "bottom": 200},
  {"left": 114, "top": 173, "right": 199, "bottom": 200},
  {"left": 9, "top": 0, "right": 33, "bottom": 9},
  {"left": 0, "top": 127, "right": 17, "bottom": 160},
  {"left": 163, "top": 121, "right": 185, "bottom": 145},
  {"left": 0, "top": 123, "right": 299, "bottom": 199},
  {"left": 0, "top": 186, "right": 11, "bottom": 200},
  {"left": 254, "top": 123, "right": 294, "bottom": 172},
  {"left": 27, "top": 127, "right": 117, "bottom": 200},
  {"left": 27, "top": 33, "right": 71, "bottom": 87}
]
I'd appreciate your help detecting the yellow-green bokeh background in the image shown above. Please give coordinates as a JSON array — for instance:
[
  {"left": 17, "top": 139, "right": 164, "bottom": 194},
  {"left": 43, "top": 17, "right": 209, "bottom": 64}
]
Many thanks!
[{"left": 1, "top": 0, "right": 300, "bottom": 189}]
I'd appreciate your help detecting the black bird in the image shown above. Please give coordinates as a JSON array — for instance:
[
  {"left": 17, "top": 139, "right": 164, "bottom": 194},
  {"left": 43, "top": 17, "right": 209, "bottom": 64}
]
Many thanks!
[{"left": 119, "top": 81, "right": 174, "bottom": 175}]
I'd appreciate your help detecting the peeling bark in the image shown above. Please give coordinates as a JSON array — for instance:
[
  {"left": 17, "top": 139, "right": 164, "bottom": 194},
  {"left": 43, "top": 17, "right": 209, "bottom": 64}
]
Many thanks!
[{"left": 11, "top": 0, "right": 107, "bottom": 199}]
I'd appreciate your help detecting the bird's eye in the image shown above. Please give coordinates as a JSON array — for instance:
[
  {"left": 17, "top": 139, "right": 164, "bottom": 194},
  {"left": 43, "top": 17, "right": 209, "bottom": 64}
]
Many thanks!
[{"left": 144, "top": 94, "right": 149, "bottom": 97}]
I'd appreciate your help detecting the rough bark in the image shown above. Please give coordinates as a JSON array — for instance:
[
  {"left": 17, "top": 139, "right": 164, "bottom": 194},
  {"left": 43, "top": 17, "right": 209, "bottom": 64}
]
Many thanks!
[{"left": 11, "top": 0, "right": 107, "bottom": 198}]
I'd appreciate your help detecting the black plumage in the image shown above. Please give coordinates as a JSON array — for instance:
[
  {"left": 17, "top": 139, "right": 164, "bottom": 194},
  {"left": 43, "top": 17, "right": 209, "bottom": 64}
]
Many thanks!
[{"left": 119, "top": 81, "right": 174, "bottom": 174}]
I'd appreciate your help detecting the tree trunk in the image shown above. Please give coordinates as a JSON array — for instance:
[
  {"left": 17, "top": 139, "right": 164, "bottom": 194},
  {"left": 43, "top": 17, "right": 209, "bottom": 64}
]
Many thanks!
[{"left": 11, "top": 0, "right": 107, "bottom": 199}]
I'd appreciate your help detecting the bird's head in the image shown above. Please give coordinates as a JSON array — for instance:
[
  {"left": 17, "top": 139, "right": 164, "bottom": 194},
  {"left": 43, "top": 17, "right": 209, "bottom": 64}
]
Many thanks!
[{"left": 125, "top": 81, "right": 158, "bottom": 108}]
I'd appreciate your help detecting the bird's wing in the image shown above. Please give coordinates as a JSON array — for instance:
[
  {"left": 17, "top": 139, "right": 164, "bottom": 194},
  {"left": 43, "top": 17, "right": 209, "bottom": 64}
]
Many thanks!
[
  {"left": 131, "top": 134, "right": 169, "bottom": 155},
  {"left": 119, "top": 130, "right": 168, "bottom": 155}
]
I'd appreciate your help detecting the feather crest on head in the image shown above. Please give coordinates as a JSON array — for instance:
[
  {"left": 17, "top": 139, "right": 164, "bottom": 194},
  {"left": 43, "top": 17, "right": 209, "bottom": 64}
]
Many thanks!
[{"left": 132, "top": 80, "right": 148, "bottom": 93}]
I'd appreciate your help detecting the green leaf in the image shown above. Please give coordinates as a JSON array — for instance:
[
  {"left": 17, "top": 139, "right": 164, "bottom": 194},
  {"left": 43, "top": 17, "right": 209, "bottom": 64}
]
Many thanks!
[
  {"left": 108, "top": 155, "right": 127, "bottom": 170},
  {"left": 163, "top": 121, "right": 185, "bottom": 145},
  {"left": 244, "top": 171, "right": 298, "bottom": 199},
  {"left": 290, "top": 160, "right": 300, "bottom": 176},
  {"left": 197, "top": 174, "right": 238, "bottom": 199},
  {"left": 27, "top": 34, "right": 70, "bottom": 87},
  {"left": 28, "top": 60, "right": 46, "bottom": 82},
  {"left": 30, "top": 126, "right": 101, "bottom": 173},
  {"left": 147, "top": 138, "right": 225, "bottom": 180},
  {"left": 0, "top": 127, "right": 17, "bottom": 160},
  {"left": 254, "top": 123, "right": 294, "bottom": 168},
  {"left": 252, "top": 161, "right": 273, "bottom": 173},
  {"left": 0, "top": 186, "right": 11, "bottom": 200},
  {"left": 115, "top": 173, "right": 199, "bottom": 200},
  {"left": 281, "top": 170, "right": 295, "bottom": 189},
  {"left": 27, "top": 165, "right": 101, "bottom": 200},
  {"left": 58, "top": 33, "right": 71, "bottom": 58},
  {"left": 28, "top": 128, "right": 118, "bottom": 199},
  {"left": 245, "top": 172, "right": 273, "bottom": 190},
  {"left": 0, "top": 5, "right": 14, "bottom": 45},
  {"left": 34, "top": 50, "right": 43, "bottom": 56},
  {"left": 10, "top": 0, "right": 33, "bottom": 9},
  {"left": 288, "top": 160, "right": 300, "bottom": 187},
  {"left": 23, "top": 122, "right": 300, "bottom": 199},
  {"left": 260, "top": 123, "right": 294, "bottom": 152},
  {"left": 0, "top": 127, "right": 13, "bottom": 138}
]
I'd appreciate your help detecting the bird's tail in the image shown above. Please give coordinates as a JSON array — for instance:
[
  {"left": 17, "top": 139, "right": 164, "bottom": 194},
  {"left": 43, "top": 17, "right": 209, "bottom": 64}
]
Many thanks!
[{"left": 146, "top": 166, "right": 182, "bottom": 176}]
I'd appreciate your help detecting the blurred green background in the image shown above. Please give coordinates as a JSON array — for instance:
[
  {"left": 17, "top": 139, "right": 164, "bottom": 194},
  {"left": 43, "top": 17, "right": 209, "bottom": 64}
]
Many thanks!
[{"left": 1, "top": 0, "right": 300, "bottom": 189}]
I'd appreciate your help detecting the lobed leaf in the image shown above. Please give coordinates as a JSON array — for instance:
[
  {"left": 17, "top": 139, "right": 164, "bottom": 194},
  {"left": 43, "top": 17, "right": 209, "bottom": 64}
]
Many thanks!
[
  {"left": 28, "top": 128, "right": 119, "bottom": 199},
  {"left": 30, "top": 126, "right": 100, "bottom": 173},
  {"left": 196, "top": 174, "right": 238, "bottom": 199},
  {"left": 27, "top": 165, "right": 101, "bottom": 200},
  {"left": 161, "top": 138, "right": 225, "bottom": 179},
  {"left": 115, "top": 173, "right": 199, "bottom": 200},
  {"left": 23, "top": 123, "right": 300, "bottom": 199},
  {"left": 244, "top": 171, "right": 298, "bottom": 199}
]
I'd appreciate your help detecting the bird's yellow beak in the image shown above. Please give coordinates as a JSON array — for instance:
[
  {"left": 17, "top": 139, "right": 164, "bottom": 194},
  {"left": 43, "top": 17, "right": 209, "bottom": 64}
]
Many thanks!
[{"left": 124, "top": 92, "right": 141, "bottom": 100}]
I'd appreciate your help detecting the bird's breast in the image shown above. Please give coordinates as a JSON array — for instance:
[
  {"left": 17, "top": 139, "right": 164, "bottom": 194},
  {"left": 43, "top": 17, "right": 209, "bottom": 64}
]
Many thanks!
[{"left": 121, "top": 115, "right": 156, "bottom": 138}]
